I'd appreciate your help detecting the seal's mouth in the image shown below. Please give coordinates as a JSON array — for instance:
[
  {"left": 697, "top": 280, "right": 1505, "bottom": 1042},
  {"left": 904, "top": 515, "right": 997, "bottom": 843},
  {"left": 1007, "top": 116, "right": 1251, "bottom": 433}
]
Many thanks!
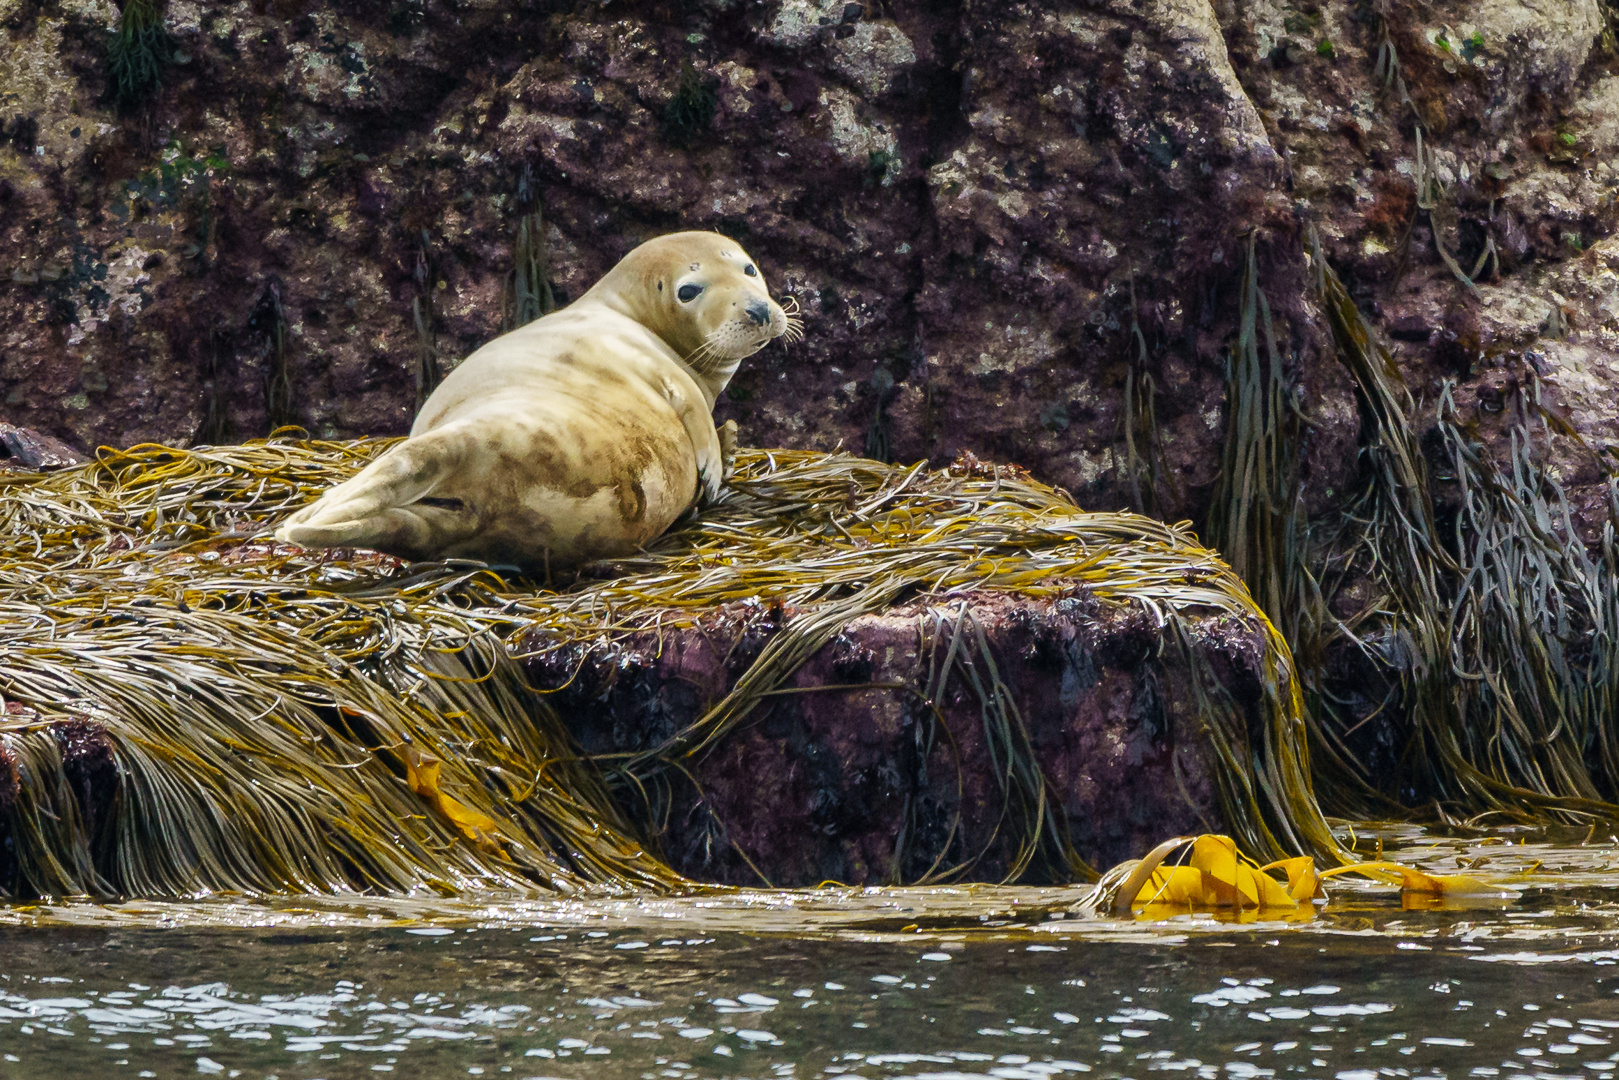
[{"left": 686, "top": 295, "right": 803, "bottom": 374}]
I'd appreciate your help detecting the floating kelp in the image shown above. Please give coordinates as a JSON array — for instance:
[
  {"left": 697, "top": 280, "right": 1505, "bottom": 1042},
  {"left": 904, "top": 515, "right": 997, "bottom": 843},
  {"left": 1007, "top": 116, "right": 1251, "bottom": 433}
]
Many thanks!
[
  {"left": 1073, "top": 832, "right": 1516, "bottom": 919},
  {"left": 1104, "top": 834, "right": 1308, "bottom": 915},
  {"left": 0, "top": 438, "right": 1342, "bottom": 899}
]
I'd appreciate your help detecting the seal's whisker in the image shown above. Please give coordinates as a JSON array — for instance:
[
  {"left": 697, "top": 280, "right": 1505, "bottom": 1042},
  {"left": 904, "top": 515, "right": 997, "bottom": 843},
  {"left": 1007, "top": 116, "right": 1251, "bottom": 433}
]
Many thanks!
[{"left": 687, "top": 331, "right": 727, "bottom": 374}]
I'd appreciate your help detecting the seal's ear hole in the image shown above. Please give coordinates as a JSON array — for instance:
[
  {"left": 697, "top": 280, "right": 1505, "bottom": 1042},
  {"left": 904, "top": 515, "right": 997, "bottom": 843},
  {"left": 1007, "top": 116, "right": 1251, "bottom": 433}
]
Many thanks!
[
  {"left": 677, "top": 284, "right": 704, "bottom": 303},
  {"left": 657, "top": 281, "right": 663, "bottom": 291},
  {"left": 744, "top": 264, "right": 758, "bottom": 277}
]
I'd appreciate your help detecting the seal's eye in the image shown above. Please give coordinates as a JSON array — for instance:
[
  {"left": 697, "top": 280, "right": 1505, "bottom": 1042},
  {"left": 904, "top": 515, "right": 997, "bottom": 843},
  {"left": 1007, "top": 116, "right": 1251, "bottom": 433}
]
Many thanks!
[
  {"left": 744, "top": 264, "right": 758, "bottom": 277},
  {"left": 677, "top": 284, "right": 703, "bottom": 303}
]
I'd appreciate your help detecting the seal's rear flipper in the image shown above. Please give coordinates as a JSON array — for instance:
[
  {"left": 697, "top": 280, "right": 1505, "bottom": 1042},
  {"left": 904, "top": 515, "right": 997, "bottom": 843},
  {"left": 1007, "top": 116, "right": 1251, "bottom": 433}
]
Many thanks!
[
  {"left": 277, "top": 507, "right": 447, "bottom": 556},
  {"left": 274, "top": 432, "right": 466, "bottom": 556}
]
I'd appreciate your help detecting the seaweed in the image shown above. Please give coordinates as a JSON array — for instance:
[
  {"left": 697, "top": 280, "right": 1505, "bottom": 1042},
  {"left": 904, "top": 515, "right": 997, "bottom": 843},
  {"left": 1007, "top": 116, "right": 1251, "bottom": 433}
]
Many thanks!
[
  {"left": 261, "top": 283, "right": 294, "bottom": 432},
  {"left": 662, "top": 62, "right": 718, "bottom": 150},
  {"left": 584, "top": 451, "right": 1346, "bottom": 872},
  {"left": 1303, "top": 232, "right": 1619, "bottom": 823},
  {"left": 502, "top": 166, "right": 556, "bottom": 332},
  {"left": 413, "top": 231, "right": 441, "bottom": 409},
  {"left": 1297, "top": 234, "right": 1450, "bottom": 819},
  {"left": 106, "top": 0, "right": 174, "bottom": 113},
  {"left": 0, "top": 439, "right": 1346, "bottom": 897},
  {"left": 863, "top": 365, "right": 895, "bottom": 463},
  {"left": 1205, "top": 235, "right": 1309, "bottom": 646},
  {"left": 1428, "top": 382, "right": 1619, "bottom": 817},
  {"left": 197, "top": 328, "right": 231, "bottom": 447},
  {"left": 1122, "top": 274, "right": 1170, "bottom": 518},
  {"left": 412, "top": 296, "right": 440, "bottom": 410},
  {"left": 0, "top": 439, "right": 667, "bottom": 898}
]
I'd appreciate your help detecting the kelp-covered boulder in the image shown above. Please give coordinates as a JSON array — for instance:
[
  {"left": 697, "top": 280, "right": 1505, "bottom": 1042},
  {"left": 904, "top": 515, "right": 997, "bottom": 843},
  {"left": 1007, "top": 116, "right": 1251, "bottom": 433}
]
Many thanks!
[
  {"left": 528, "top": 590, "right": 1266, "bottom": 886},
  {"left": 5, "top": 0, "right": 1619, "bottom": 834},
  {"left": 0, "top": 439, "right": 1331, "bottom": 898}
]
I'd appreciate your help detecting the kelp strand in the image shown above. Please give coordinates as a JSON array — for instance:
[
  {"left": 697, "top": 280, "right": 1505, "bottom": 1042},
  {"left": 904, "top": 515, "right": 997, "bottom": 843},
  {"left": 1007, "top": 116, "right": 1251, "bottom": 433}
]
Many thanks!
[
  {"left": 0, "top": 439, "right": 1344, "bottom": 896},
  {"left": 1205, "top": 234, "right": 1310, "bottom": 647},
  {"left": 1304, "top": 235, "right": 1619, "bottom": 823}
]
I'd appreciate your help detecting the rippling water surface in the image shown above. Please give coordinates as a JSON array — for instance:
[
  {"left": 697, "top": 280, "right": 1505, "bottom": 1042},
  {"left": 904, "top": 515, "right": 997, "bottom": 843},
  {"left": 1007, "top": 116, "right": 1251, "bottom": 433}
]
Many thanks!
[{"left": 1, "top": 825, "right": 1616, "bottom": 1080}]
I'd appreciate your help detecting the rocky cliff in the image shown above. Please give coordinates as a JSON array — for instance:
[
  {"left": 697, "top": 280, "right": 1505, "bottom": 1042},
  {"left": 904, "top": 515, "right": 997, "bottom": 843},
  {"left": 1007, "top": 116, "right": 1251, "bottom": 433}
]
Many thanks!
[
  {"left": 3, "top": 0, "right": 1615, "bottom": 521},
  {"left": 6, "top": 0, "right": 1619, "bottom": 825}
]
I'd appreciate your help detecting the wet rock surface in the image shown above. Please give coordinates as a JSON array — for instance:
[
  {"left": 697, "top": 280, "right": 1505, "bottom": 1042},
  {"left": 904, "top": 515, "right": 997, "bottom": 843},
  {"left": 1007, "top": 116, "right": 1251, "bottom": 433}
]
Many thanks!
[
  {"left": 524, "top": 590, "right": 1255, "bottom": 886},
  {"left": 0, "top": 0, "right": 1612, "bottom": 526},
  {"left": 0, "top": 422, "right": 86, "bottom": 469}
]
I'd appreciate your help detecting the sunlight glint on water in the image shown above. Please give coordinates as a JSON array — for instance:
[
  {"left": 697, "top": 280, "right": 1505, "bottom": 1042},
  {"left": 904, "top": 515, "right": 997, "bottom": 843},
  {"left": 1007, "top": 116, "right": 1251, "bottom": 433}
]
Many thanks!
[{"left": 0, "top": 824, "right": 1616, "bottom": 1079}]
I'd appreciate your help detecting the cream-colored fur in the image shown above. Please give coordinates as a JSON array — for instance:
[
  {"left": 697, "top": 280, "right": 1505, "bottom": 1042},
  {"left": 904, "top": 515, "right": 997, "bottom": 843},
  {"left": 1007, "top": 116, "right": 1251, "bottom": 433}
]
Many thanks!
[{"left": 274, "top": 232, "right": 792, "bottom": 568}]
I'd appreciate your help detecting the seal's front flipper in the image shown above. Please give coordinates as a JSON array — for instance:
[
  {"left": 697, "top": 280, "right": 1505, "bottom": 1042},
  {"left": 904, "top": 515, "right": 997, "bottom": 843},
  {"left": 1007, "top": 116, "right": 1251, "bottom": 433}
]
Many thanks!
[
  {"left": 717, "top": 419, "right": 738, "bottom": 482},
  {"left": 275, "top": 431, "right": 468, "bottom": 557},
  {"left": 275, "top": 506, "right": 450, "bottom": 558}
]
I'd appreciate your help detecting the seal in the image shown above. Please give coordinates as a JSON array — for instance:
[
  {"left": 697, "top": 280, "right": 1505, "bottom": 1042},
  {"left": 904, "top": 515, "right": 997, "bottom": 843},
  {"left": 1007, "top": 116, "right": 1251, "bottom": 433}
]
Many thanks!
[{"left": 274, "top": 231, "right": 797, "bottom": 568}]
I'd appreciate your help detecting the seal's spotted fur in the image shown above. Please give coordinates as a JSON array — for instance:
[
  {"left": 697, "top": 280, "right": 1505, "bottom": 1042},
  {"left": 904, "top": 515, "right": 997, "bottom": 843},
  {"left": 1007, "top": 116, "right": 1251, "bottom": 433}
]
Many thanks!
[{"left": 276, "top": 232, "right": 790, "bottom": 568}]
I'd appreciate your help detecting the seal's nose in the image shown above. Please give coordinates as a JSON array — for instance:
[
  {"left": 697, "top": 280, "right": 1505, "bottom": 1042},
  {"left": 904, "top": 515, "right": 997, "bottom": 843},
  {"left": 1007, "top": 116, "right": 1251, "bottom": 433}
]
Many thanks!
[{"left": 744, "top": 299, "right": 772, "bottom": 327}]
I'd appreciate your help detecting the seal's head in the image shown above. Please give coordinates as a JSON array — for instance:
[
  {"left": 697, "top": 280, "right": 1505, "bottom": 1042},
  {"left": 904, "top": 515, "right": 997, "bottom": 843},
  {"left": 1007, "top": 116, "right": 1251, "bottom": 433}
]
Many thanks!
[{"left": 587, "top": 231, "right": 800, "bottom": 400}]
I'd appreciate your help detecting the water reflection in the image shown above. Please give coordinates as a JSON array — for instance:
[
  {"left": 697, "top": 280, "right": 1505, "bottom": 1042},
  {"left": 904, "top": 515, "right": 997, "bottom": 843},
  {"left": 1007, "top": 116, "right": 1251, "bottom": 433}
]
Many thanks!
[{"left": 0, "top": 824, "right": 1614, "bottom": 1078}]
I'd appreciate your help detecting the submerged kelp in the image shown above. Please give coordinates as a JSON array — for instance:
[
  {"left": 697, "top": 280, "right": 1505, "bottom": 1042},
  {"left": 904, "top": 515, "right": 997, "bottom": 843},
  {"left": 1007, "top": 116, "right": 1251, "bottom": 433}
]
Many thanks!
[{"left": 0, "top": 439, "right": 1342, "bottom": 898}]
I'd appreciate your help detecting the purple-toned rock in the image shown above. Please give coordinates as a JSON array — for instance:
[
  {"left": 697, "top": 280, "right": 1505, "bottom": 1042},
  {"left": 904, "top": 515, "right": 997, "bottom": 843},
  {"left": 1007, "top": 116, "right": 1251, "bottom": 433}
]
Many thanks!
[
  {"left": 0, "top": 0, "right": 1613, "bottom": 534},
  {"left": 49, "top": 719, "right": 120, "bottom": 849},
  {"left": 525, "top": 588, "right": 1265, "bottom": 886},
  {"left": 0, "top": 423, "right": 85, "bottom": 470}
]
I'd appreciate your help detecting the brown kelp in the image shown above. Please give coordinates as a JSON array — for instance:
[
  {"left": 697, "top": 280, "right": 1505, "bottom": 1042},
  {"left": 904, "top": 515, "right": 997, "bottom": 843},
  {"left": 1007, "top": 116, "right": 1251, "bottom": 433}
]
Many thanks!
[
  {"left": 0, "top": 439, "right": 667, "bottom": 899},
  {"left": 0, "top": 438, "right": 1342, "bottom": 898},
  {"left": 1205, "top": 234, "right": 1309, "bottom": 647},
  {"left": 1298, "top": 236, "right": 1619, "bottom": 823},
  {"left": 1121, "top": 275, "right": 1169, "bottom": 519}
]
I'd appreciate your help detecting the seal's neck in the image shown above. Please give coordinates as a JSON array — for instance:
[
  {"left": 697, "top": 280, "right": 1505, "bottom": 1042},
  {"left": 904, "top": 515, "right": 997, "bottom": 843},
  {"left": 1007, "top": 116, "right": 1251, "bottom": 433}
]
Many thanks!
[
  {"left": 682, "top": 355, "right": 740, "bottom": 410},
  {"left": 580, "top": 285, "right": 735, "bottom": 408}
]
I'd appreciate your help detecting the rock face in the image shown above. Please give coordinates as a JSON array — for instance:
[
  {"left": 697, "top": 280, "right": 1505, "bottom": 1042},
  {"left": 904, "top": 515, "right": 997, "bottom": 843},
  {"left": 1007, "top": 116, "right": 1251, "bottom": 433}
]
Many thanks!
[
  {"left": 3, "top": 0, "right": 1618, "bottom": 854},
  {"left": 525, "top": 589, "right": 1264, "bottom": 886},
  {"left": 0, "top": 0, "right": 1614, "bottom": 528},
  {"left": 0, "top": 422, "right": 85, "bottom": 468}
]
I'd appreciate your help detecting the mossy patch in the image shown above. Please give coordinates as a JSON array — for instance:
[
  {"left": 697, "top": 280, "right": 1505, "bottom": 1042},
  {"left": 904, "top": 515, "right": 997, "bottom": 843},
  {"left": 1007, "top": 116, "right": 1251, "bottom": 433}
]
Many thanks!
[{"left": 106, "top": 0, "right": 175, "bottom": 112}]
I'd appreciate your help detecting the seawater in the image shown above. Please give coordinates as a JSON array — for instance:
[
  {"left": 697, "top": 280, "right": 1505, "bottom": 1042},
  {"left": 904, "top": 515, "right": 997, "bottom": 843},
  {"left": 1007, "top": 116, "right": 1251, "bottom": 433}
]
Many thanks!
[{"left": 1, "top": 825, "right": 1616, "bottom": 1080}]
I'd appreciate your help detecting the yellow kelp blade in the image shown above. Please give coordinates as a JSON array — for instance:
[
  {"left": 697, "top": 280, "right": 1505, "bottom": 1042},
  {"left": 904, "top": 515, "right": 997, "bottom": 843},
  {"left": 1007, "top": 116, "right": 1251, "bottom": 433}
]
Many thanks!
[
  {"left": 1319, "top": 860, "right": 1518, "bottom": 899},
  {"left": 403, "top": 747, "right": 503, "bottom": 848},
  {"left": 1245, "top": 862, "right": 1303, "bottom": 908},
  {"left": 1260, "top": 855, "right": 1327, "bottom": 902},
  {"left": 1129, "top": 834, "right": 1299, "bottom": 911},
  {"left": 1107, "top": 836, "right": 1194, "bottom": 915},
  {"left": 1137, "top": 865, "right": 1209, "bottom": 905},
  {"left": 1131, "top": 863, "right": 1298, "bottom": 911},
  {"left": 1190, "top": 834, "right": 1244, "bottom": 905}
]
